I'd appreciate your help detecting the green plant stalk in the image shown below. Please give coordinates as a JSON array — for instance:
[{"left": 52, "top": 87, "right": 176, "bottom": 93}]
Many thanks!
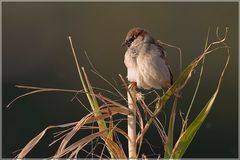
[
  {"left": 68, "top": 37, "right": 107, "bottom": 132},
  {"left": 68, "top": 36, "right": 115, "bottom": 158},
  {"left": 81, "top": 67, "right": 107, "bottom": 131},
  {"left": 81, "top": 68, "right": 114, "bottom": 145}
]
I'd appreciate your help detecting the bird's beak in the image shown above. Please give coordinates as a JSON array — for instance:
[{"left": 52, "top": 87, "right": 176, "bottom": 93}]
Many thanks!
[{"left": 121, "top": 40, "right": 127, "bottom": 47}]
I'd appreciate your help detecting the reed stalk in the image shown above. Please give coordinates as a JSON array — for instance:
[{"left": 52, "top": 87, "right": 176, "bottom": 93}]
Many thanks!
[{"left": 127, "top": 85, "right": 137, "bottom": 158}]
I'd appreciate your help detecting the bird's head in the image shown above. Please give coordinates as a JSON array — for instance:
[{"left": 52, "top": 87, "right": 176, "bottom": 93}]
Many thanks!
[{"left": 122, "top": 27, "right": 153, "bottom": 48}]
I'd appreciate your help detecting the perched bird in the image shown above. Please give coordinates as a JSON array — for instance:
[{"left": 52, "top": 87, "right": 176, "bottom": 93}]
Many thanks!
[{"left": 122, "top": 27, "right": 173, "bottom": 90}]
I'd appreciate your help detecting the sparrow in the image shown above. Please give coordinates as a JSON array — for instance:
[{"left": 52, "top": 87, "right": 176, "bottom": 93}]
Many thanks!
[{"left": 122, "top": 27, "right": 173, "bottom": 90}]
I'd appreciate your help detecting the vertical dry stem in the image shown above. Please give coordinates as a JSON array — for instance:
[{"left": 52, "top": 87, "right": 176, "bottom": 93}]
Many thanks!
[{"left": 128, "top": 85, "right": 137, "bottom": 158}]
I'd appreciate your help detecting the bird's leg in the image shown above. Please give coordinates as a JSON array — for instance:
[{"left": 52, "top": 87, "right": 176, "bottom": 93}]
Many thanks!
[{"left": 128, "top": 81, "right": 145, "bottom": 101}]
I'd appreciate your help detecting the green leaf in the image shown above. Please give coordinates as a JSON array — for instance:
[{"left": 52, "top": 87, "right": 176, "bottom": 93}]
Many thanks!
[
  {"left": 164, "top": 97, "right": 178, "bottom": 158},
  {"left": 171, "top": 91, "right": 217, "bottom": 159},
  {"left": 170, "top": 51, "right": 230, "bottom": 159}
]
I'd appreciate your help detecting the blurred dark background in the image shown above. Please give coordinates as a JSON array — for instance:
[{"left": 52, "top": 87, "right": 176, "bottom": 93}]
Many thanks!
[{"left": 2, "top": 2, "right": 238, "bottom": 158}]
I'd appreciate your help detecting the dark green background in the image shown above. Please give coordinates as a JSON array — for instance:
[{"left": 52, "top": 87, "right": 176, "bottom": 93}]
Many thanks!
[{"left": 2, "top": 2, "right": 238, "bottom": 158}]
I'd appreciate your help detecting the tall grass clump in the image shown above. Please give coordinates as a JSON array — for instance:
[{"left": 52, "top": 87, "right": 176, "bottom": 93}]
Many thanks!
[{"left": 7, "top": 27, "right": 230, "bottom": 159}]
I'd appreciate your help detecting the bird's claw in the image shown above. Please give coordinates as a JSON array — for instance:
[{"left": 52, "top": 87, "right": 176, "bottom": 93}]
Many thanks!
[{"left": 128, "top": 81, "right": 137, "bottom": 90}]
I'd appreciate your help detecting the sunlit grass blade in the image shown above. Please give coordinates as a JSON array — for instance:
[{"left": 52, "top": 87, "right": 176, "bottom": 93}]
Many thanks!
[
  {"left": 68, "top": 36, "right": 106, "bottom": 131},
  {"left": 16, "top": 122, "right": 78, "bottom": 159},
  {"left": 181, "top": 28, "right": 210, "bottom": 133},
  {"left": 100, "top": 105, "right": 130, "bottom": 116},
  {"left": 6, "top": 85, "right": 82, "bottom": 108},
  {"left": 170, "top": 49, "right": 230, "bottom": 159},
  {"left": 53, "top": 129, "right": 110, "bottom": 158},
  {"left": 68, "top": 37, "right": 117, "bottom": 158},
  {"left": 55, "top": 112, "right": 96, "bottom": 155},
  {"left": 164, "top": 97, "right": 178, "bottom": 158}
]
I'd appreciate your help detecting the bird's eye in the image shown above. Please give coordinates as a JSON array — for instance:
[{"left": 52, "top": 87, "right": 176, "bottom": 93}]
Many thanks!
[
  {"left": 128, "top": 36, "right": 135, "bottom": 43},
  {"left": 125, "top": 37, "right": 135, "bottom": 47}
]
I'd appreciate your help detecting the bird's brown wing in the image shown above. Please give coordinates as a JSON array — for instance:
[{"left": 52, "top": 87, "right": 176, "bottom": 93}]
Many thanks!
[{"left": 155, "top": 41, "right": 173, "bottom": 86}]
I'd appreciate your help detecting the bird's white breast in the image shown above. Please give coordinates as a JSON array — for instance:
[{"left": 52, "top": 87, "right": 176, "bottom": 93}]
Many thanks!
[
  {"left": 136, "top": 43, "right": 171, "bottom": 89},
  {"left": 124, "top": 41, "right": 171, "bottom": 89},
  {"left": 124, "top": 48, "right": 138, "bottom": 82}
]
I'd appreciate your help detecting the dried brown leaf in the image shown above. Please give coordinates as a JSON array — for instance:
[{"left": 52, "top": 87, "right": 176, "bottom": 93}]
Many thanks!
[{"left": 16, "top": 122, "right": 77, "bottom": 158}]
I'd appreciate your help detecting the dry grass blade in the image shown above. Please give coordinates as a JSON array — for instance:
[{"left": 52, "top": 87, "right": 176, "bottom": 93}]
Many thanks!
[
  {"left": 100, "top": 105, "right": 130, "bottom": 116},
  {"left": 84, "top": 50, "right": 125, "bottom": 100},
  {"left": 136, "top": 97, "right": 165, "bottom": 157},
  {"left": 68, "top": 36, "right": 84, "bottom": 87},
  {"left": 137, "top": 97, "right": 167, "bottom": 143},
  {"left": 92, "top": 86, "right": 119, "bottom": 97},
  {"left": 92, "top": 70, "right": 127, "bottom": 101},
  {"left": 113, "top": 127, "right": 130, "bottom": 140},
  {"left": 6, "top": 85, "right": 82, "bottom": 108},
  {"left": 107, "top": 121, "right": 129, "bottom": 158},
  {"left": 54, "top": 127, "right": 127, "bottom": 158},
  {"left": 104, "top": 137, "right": 127, "bottom": 159},
  {"left": 16, "top": 122, "right": 77, "bottom": 158},
  {"left": 157, "top": 40, "right": 183, "bottom": 73},
  {"left": 204, "top": 27, "right": 229, "bottom": 52},
  {"left": 55, "top": 112, "right": 94, "bottom": 155},
  {"left": 96, "top": 94, "right": 127, "bottom": 109},
  {"left": 84, "top": 113, "right": 119, "bottom": 125},
  {"left": 52, "top": 106, "right": 124, "bottom": 156},
  {"left": 53, "top": 129, "right": 110, "bottom": 158}
]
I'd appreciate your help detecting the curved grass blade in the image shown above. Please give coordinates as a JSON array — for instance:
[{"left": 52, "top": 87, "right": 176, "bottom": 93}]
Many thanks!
[
  {"left": 53, "top": 129, "right": 110, "bottom": 158},
  {"left": 181, "top": 27, "right": 210, "bottom": 133},
  {"left": 6, "top": 85, "right": 82, "bottom": 108},
  {"left": 16, "top": 122, "right": 77, "bottom": 158},
  {"left": 170, "top": 49, "right": 230, "bottom": 159}
]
